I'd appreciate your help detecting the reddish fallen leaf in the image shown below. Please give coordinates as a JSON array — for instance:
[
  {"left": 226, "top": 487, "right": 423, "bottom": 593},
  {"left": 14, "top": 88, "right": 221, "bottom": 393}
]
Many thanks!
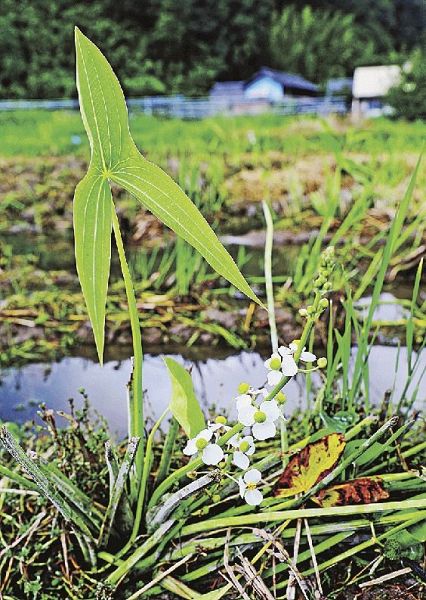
[
  {"left": 274, "top": 433, "right": 346, "bottom": 498},
  {"left": 312, "top": 477, "right": 390, "bottom": 507}
]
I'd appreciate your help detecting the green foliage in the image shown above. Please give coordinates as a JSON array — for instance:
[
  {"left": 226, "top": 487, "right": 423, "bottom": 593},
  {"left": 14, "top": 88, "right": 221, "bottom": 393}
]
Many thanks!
[
  {"left": 74, "top": 28, "right": 259, "bottom": 360},
  {"left": 0, "top": 0, "right": 424, "bottom": 98},
  {"left": 387, "top": 50, "right": 426, "bottom": 121},
  {"left": 270, "top": 6, "right": 378, "bottom": 84},
  {"left": 164, "top": 357, "right": 206, "bottom": 437}
]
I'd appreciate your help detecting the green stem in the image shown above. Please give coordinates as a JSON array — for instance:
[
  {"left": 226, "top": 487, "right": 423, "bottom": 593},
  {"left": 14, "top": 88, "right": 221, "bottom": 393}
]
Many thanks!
[
  {"left": 264, "top": 291, "right": 321, "bottom": 402},
  {"left": 111, "top": 206, "right": 144, "bottom": 497},
  {"left": 262, "top": 201, "right": 278, "bottom": 352},
  {"left": 180, "top": 498, "right": 426, "bottom": 537},
  {"left": 155, "top": 417, "right": 179, "bottom": 487}
]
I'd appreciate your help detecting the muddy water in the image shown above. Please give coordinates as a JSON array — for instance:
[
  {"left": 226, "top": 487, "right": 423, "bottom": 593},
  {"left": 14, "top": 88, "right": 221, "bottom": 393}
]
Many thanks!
[{"left": 1, "top": 345, "right": 424, "bottom": 437}]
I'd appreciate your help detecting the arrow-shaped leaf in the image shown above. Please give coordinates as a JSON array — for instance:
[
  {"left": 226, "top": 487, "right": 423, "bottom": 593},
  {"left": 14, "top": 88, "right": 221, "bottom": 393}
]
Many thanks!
[{"left": 73, "top": 28, "right": 261, "bottom": 362}]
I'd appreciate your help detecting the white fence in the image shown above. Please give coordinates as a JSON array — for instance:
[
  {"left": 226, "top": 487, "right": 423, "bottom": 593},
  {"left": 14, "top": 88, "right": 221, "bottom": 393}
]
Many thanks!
[{"left": 0, "top": 96, "right": 348, "bottom": 118}]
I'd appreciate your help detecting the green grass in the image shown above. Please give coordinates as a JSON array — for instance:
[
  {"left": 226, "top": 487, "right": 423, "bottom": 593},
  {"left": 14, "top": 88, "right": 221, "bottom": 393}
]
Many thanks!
[{"left": 0, "top": 110, "right": 425, "bottom": 158}]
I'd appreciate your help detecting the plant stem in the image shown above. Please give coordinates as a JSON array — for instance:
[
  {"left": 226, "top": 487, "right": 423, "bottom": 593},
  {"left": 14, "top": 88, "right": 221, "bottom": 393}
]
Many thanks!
[
  {"left": 111, "top": 206, "right": 144, "bottom": 498},
  {"left": 155, "top": 417, "right": 179, "bottom": 487},
  {"left": 180, "top": 498, "right": 426, "bottom": 536},
  {"left": 264, "top": 291, "right": 321, "bottom": 402},
  {"left": 262, "top": 201, "right": 278, "bottom": 353}
]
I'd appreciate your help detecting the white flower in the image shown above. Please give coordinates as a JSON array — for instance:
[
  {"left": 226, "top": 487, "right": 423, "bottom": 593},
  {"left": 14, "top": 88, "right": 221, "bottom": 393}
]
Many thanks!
[
  {"left": 252, "top": 400, "right": 281, "bottom": 440},
  {"left": 268, "top": 342, "right": 317, "bottom": 382},
  {"left": 231, "top": 435, "right": 255, "bottom": 470},
  {"left": 183, "top": 428, "right": 224, "bottom": 466},
  {"left": 238, "top": 468, "right": 263, "bottom": 505},
  {"left": 265, "top": 352, "right": 285, "bottom": 386},
  {"left": 236, "top": 395, "right": 257, "bottom": 426},
  {"left": 237, "top": 397, "right": 280, "bottom": 440}
]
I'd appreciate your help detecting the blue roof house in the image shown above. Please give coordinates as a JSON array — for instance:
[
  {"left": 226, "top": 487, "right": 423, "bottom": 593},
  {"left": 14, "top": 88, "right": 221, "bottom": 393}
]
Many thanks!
[
  {"left": 244, "top": 68, "right": 318, "bottom": 100},
  {"left": 210, "top": 68, "right": 319, "bottom": 104}
]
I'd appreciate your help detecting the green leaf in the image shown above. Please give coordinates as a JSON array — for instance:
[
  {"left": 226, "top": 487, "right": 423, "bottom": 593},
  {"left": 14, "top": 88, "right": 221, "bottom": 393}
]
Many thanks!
[
  {"left": 111, "top": 153, "right": 260, "bottom": 304},
  {"left": 73, "top": 170, "right": 112, "bottom": 362},
  {"left": 75, "top": 27, "right": 132, "bottom": 171},
  {"left": 164, "top": 358, "right": 205, "bottom": 438},
  {"left": 74, "top": 27, "right": 261, "bottom": 314}
]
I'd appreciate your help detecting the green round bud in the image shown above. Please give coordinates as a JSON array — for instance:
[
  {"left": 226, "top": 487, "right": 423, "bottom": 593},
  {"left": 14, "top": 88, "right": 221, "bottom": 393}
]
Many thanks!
[
  {"left": 215, "top": 415, "right": 227, "bottom": 425},
  {"left": 254, "top": 410, "right": 267, "bottom": 423},
  {"left": 276, "top": 391, "right": 287, "bottom": 405},
  {"left": 239, "top": 440, "right": 250, "bottom": 452},
  {"left": 212, "top": 494, "right": 221, "bottom": 503},
  {"left": 317, "top": 357, "right": 327, "bottom": 368},
  {"left": 319, "top": 298, "right": 329, "bottom": 309},
  {"left": 299, "top": 308, "right": 308, "bottom": 317},
  {"left": 307, "top": 305, "right": 315, "bottom": 314},
  {"left": 323, "top": 282, "right": 332, "bottom": 291},
  {"left": 270, "top": 357, "right": 281, "bottom": 370},
  {"left": 195, "top": 438, "right": 208, "bottom": 451},
  {"left": 238, "top": 382, "right": 250, "bottom": 394}
]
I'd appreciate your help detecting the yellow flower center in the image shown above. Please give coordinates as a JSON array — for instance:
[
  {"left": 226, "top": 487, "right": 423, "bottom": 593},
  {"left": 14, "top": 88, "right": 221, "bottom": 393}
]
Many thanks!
[
  {"left": 196, "top": 438, "right": 208, "bottom": 450},
  {"left": 270, "top": 357, "right": 281, "bottom": 370},
  {"left": 254, "top": 410, "right": 267, "bottom": 423}
]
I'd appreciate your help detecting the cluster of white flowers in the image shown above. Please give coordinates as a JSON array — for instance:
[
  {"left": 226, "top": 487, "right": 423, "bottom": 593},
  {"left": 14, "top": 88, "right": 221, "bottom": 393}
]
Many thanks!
[{"left": 183, "top": 340, "right": 326, "bottom": 507}]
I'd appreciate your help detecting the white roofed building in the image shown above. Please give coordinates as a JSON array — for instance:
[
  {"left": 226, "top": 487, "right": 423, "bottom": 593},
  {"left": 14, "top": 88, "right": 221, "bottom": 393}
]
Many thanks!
[{"left": 352, "top": 65, "right": 401, "bottom": 118}]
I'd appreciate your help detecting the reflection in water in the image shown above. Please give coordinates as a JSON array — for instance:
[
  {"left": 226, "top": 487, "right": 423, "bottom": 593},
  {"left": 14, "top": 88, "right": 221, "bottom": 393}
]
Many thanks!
[{"left": 0, "top": 347, "right": 424, "bottom": 438}]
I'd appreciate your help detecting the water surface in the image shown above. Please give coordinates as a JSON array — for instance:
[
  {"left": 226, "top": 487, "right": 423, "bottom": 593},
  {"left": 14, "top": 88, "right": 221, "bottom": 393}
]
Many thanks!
[{"left": 1, "top": 346, "right": 424, "bottom": 437}]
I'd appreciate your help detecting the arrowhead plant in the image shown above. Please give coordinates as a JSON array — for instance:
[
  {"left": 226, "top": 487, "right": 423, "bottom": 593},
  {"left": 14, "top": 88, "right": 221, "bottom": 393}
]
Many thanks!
[{"left": 73, "top": 27, "right": 260, "bottom": 489}]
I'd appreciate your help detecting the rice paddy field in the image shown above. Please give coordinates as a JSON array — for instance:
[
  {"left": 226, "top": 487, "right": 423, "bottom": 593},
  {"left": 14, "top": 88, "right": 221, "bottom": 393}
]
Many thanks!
[{"left": 0, "top": 105, "right": 425, "bottom": 600}]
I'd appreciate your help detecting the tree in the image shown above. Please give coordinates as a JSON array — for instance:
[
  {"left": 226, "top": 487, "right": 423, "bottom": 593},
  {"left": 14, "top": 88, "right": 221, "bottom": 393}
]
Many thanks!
[
  {"left": 387, "top": 50, "right": 426, "bottom": 120},
  {"left": 269, "top": 6, "right": 379, "bottom": 84}
]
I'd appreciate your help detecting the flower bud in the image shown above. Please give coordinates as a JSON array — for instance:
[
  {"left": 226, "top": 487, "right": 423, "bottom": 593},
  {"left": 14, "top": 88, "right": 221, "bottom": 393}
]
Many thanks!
[
  {"left": 215, "top": 415, "right": 227, "bottom": 425},
  {"left": 299, "top": 308, "right": 308, "bottom": 317},
  {"left": 317, "top": 357, "right": 327, "bottom": 368},
  {"left": 276, "top": 391, "right": 287, "bottom": 404},
  {"left": 319, "top": 298, "right": 329, "bottom": 309}
]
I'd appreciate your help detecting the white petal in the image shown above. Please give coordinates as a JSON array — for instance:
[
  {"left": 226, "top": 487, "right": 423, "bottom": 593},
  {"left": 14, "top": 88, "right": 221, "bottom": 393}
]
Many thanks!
[
  {"left": 281, "top": 355, "right": 298, "bottom": 376},
  {"left": 252, "top": 421, "right": 276, "bottom": 440},
  {"left": 267, "top": 370, "right": 282, "bottom": 386},
  {"left": 228, "top": 434, "right": 241, "bottom": 448},
  {"left": 233, "top": 451, "right": 250, "bottom": 470},
  {"left": 300, "top": 351, "right": 316, "bottom": 362},
  {"left": 235, "top": 394, "right": 252, "bottom": 411},
  {"left": 255, "top": 387, "right": 269, "bottom": 398},
  {"left": 246, "top": 444, "right": 256, "bottom": 456},
  {"left": 202, "top": 444, "right": 224, "bottom": 465},
  {"left": 196, "top": 428, "right": 213, "bottom": 443},
  {"left": 260, "top": 399, "right": 280, "bottom": 422},
  {"left": 238, "top": 404, "right": 256, "bottom": 427},
  {"left": 244, "top": 489, "right": 263, "bottom": 506},
  {"left": 208, "top": 423, "right": 223, "bottom": 432},
  {"left": 238, "top": 477, "right": 246, "bottom": 498},
  {"left": 183, "top": 439, "right": 197, "bottom": 455},
  {"left": 244, "top": 468, "right": 262, "bottom": 484},
  {"left": 278, "top": 346, "right": 292, "bottom": 356},
  {"left": 289, "top": 342, "right": 299, "bottom": 352}
]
